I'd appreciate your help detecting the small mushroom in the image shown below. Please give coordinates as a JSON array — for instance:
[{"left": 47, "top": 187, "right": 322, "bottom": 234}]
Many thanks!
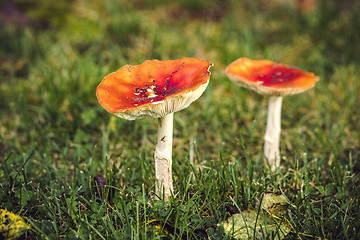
[
  {"left": 96, "top": 58, "right": 212, "bottom": 200},
  {"left": 225, "top": 58, "right": 319, "bottom": 170}
]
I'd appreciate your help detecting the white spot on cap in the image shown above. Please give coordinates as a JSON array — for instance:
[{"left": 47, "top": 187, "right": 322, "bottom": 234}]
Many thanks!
[{"left": 146, "top": 85, "right": 158, "bottom": 98}]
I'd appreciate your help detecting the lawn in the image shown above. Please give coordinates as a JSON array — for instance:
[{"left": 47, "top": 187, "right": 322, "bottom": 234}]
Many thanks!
[{"left": 1, "top": 0, "right": 359, "bottom": 239}]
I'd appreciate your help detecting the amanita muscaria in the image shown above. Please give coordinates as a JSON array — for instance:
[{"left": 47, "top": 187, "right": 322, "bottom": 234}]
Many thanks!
[
  {"left": 96, "top": 57, "right": 212, "bottom": 200},
  {"left": 226, "top": 58, "right": 319, "bottom": 170}
]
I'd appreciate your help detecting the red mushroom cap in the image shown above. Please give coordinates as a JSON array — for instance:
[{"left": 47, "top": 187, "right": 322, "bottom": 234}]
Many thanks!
[
  {"left": 225, "top": 58, "right": 320, "bottom": 96},
  {"left": 96, "top": 57, "right": 212, "bottom": 120}
]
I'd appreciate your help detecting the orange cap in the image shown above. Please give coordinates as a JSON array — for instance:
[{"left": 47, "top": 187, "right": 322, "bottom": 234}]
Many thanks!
[
  {"left": 226, "top": 58, "right": 319, "bottom": 96},
  {"left": 97, "top": 58, "right": 212, "bottom": 120}
]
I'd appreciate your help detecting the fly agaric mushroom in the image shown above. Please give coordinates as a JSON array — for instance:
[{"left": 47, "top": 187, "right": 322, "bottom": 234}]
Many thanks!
[
  {"left": 225, "top": 58, "right": 319, "bottom": 170},
  {"left": 96, "top": 57, "right": 212, "bottom": 200}
]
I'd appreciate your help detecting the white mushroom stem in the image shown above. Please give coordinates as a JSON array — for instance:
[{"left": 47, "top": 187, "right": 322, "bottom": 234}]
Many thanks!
[
  {"left": 264, "top": 96, "right": 283, "bottom": 170},
  {"left": 154, "top": 112, "right": 174, "bottom": 200}
]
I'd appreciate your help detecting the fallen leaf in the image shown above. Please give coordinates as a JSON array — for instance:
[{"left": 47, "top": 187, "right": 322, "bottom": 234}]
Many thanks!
[
  {"left": 220, "top": 209, "right": 290, "bottom": 239},
  {"left": 219, "top": 193, "right": 291, "bottom": 239}
]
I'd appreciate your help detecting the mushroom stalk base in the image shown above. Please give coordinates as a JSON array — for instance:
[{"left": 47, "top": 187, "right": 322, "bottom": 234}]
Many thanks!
[
  {"left": 154, "top": 113, "right": 174, "bottom": 201},
  {"left": 264, "top": 96, "right": 282, "bottom": 170}
]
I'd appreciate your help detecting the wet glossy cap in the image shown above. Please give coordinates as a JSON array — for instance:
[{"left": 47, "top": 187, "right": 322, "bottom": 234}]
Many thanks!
[
  {"left": 225, "top": 58, "right": 319, "bottom": 96},
  {"left": 96, "top": 57, "right": 212, "bottom": 120}
]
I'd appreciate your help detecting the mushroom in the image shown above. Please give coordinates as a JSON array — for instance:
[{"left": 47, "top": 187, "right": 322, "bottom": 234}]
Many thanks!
[
  {"left": 96, "top": 57, "right": 212, "bottom": 200},
  {"left": 225, "top": 58, "right": 319, "bottom": 170}
]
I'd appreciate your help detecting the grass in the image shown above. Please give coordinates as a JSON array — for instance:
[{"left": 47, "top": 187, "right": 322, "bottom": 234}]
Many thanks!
[{"left": 1, "top": 0, "right": 360, "bottom": 239}]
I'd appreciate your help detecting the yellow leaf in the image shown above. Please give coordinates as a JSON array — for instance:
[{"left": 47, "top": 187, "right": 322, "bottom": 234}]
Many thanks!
[{"left": 0, "top": 209, "right": 31, "bottom": 240}]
